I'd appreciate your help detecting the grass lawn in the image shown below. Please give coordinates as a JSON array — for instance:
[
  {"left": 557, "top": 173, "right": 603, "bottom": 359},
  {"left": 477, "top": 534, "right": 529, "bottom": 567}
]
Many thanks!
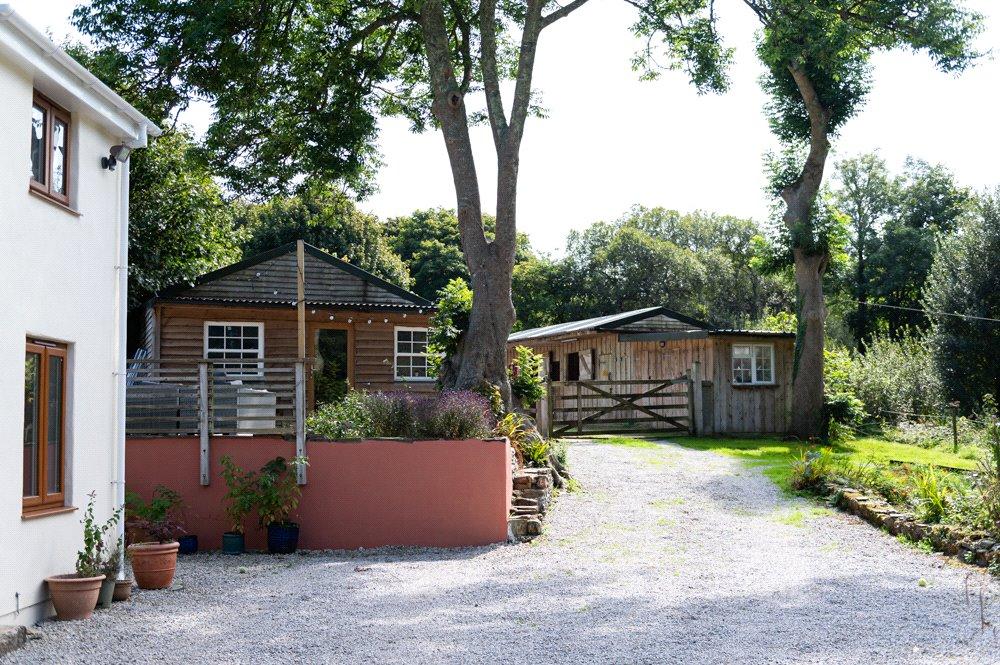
[{"left": 585, "top": 433, "right": 978, "bottom": 493}]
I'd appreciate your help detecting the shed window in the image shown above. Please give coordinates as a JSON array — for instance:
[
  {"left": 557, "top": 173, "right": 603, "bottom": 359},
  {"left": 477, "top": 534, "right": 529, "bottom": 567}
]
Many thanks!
[
  {"left": 205, "top": 323, "right": 263, "bottom": 376},
  {"left": 29, "top": 93, "right": 71, "bottom": 204},
  {"left": 24, "top": 340, "right": 67, "bottom": 513},
  {"left": 548, "top": 352, "right": 560, "bottom": 382},
  {"left": 732, "top": 344, "right": 774, "bottom": 385},
  {"left": 566, "top": 352, "right": 580, "bottom": 381},
  {"left": 395, "top": 327, "right": 431, "bottom": 380}
]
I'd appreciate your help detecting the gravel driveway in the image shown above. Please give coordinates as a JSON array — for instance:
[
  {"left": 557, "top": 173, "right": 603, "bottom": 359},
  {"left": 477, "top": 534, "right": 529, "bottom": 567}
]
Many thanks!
[{"left": 6, "top": 439, "right": 999, "bottom": 664}]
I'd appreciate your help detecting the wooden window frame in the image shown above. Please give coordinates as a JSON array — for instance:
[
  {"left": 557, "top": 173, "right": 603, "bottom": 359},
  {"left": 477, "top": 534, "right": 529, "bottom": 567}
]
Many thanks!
[
  {"left": 23, "top": 340, "right": 68, "bottom": 514},
  {"left": 394, "top": 326, "right": 433, "bottom": 382},
  {"left": 731, "top": 343, "right": 775, "bottom": 386},
  {"left": 203, "top": 321, "right": 265, "bottom": 377},
  {"left": 29, "top": 92, "right": 72, "bottom": 206}
]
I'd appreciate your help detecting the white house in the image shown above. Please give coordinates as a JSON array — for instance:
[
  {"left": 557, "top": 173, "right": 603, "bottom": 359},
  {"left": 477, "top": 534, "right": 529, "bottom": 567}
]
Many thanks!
[{"left": 0, "top": 6, "right": 159, "bottom": 625}]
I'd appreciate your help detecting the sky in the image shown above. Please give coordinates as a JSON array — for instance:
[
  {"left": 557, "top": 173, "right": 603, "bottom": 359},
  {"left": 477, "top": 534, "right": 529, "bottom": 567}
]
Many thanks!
[{"left": 13, "top": 0, "right": 1000, "bottom": 255}]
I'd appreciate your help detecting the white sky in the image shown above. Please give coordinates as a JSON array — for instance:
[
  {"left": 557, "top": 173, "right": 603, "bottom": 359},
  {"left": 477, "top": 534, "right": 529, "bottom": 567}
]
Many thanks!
[{"left": 14, "top": 0, "right": 1000, "bottom": 255}]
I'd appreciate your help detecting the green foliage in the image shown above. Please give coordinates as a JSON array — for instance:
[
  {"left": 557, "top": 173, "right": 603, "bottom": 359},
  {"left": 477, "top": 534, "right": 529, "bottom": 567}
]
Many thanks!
[
  {"left": 474, "top": 382, "right": 506, "bottom": 421},
  {"left": 976, "top": 398, "right": 1000, "bottom": 533},
  {"left": 220, "top": 456, "right": 258, "bottom": 535},
  {"left": 521, "top": 436, "right": 551, "bottom": 468},
  {"left": 125, "top": 485, "right": 186, "bottom": 543},
  {"left": 508, "top": 346, "right": 545, "bottom": 410},
  {"left": 853, "top": 331, "right": 943, "bottom": 420},
  {"left": 789, "top": 447, "right": 835, "bottom": 492},
  {"left": 428, "top": 278, "right": 473, "bottom": 380},
  {"left": 306, "top": 391, "right": 374, "bottom": 440},
  {"left": 911, "top": 466, "right": 951, "bottom": 524},
  {"left": 924, "top": 191, "right": 1000, "bottom": 411},
  {"left": 255, "top": 457, "right": 308, "bottom": 529},
  {"left": 494, "top": 411, "right": 549, "bottom": 468},
  {"left": 823, "top": 391, "right": 865, "bottom": 441},
  {"left": 77, "top": 492, "right": 122, "bottom": 578},
  {"left": 308, "top": 390, "right": 494, "bottom": 440},
  {"left": 239, "top": 183, "right": 410, "bottom": 288}
]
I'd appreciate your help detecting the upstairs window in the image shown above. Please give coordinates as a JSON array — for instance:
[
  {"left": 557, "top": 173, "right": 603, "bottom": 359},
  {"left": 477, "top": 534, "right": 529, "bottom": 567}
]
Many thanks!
[
  {"left": 732, "top": 344, "right": 774, "bottom": 385},
  {"left": 24, "top": 340, "right": 67, "bottom": 513},
  {"left": 395, "top": 327, "right": 430, "bottom": 380},
  {"left": 205, "top": 323, "right": 263, "bottom": 376},
  {"left": 30, "top": 93, "right": 71, "bottom": 205}
]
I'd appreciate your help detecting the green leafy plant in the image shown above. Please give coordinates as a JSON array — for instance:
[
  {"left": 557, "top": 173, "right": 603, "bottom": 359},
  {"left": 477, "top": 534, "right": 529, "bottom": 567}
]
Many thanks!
[
  {"left": 521, "top": 435, "right": 551, "bottom": 468},
  {"left": 495, "top": 412, "right": 529, "bottom": 465},
  {"left": 220, "top": 456, "right": 258, "bottom": 535},
  {"left": 256, "top": 457, "right": 308, "bottom": 529},
  {"left": 508, "top": 346, "right": 545, "bottom": 410},
  {"left": 911, "top": 466, "right": 951, "bottom": 524},
  {"left": 789, "top": 447, "right": 834, "bottom": 492},
  {"left": 977, "top": 395, "right": 1000, "bottom": 534},
  {"left": 474, "top": 381, "right": 505, "bottom": 420},
  {"left": 77, "top": 491, "right": 122, "bottom": 578},
  {"left": 307, "top": 390, "right": 374, "bottom": 439},
  {"left": 125, "top": 485, "right": 186, "bottom": 544},
  {"left": 427, "top": 278, "right": 472, "bottom": 382}
]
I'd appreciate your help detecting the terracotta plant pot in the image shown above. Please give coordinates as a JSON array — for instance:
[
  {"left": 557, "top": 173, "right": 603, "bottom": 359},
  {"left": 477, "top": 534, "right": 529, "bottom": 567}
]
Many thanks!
[
  {"left": 113, "top": 579, "right": 133, "bottom": 602},
  {"left": 128, "top": 541, "right": 180, "bottom": 590},
  {"left": 45, "top": 574, "right": 105, "bottom": 621}
]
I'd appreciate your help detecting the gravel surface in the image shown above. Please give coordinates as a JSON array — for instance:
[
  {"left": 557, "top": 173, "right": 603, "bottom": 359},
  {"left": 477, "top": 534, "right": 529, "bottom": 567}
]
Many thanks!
[{"left": 6, "top": 439, "right": 1000, "bottom": 664}]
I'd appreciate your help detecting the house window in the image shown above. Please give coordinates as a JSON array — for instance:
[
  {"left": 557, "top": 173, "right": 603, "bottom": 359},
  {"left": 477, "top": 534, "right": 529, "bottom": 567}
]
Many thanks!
[
  {"left": 566, "top": 352, "right": 580, "bottom": 381},
  {"left": 548, "top": 352, "right": 560, "bottom": 382},
  {"left": 205, "top": 323, "right": 263, "bottom": 376},
  {"left": 732, "top": 344, "right": 775, "bottom": 385},
  {"left": 30, "top": 93, "right": 71, "bottom": 204},
  {"left": 395, "top": 327, "right": 431, "bottom": 380},
  {"left": 24, "top": 340, "right": 67, "bottom": 513}
]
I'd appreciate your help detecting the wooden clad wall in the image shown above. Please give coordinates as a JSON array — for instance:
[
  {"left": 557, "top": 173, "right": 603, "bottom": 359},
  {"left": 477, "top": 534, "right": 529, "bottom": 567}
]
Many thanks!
[
  {"left": 710, "top": 335, "right": 794, "bottom": 434},
  {"left": 150, "top": 303, "right": 436, "bottom": 395},
  {"left": 510, "top": 332, "right": 794, "bottom": 434}
]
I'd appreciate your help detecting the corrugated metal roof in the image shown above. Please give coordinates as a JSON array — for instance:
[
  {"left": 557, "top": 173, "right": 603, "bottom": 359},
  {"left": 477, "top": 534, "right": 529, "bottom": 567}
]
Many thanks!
[
  {"left": 710, "top": 329, "right": 795, "bottom": 338},
  {"left": 166, "top": 296, "right": 434, "bottom": 311},
  {"left": 509, "top": 307, "right": 670, "bottom": 342}
]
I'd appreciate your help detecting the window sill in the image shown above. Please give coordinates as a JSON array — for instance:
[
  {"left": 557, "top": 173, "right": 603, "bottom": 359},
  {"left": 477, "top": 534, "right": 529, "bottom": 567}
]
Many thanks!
[
  {"left": 731, "top": 382, "right": 779, "bottom": 389},
  {"left": 28, "top": 188, "right": 81, "bottom": 217},
  {"left": 22, "top": 505, "right": 78, "bottom": 521},
  {"left": 394, "top": 378, "right": 436, "bottom": 383}
]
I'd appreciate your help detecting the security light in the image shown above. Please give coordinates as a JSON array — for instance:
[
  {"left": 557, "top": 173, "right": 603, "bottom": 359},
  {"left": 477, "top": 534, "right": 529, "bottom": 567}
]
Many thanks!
[{"left": 101, "top": 144, "right": 133, "bottom": 171}]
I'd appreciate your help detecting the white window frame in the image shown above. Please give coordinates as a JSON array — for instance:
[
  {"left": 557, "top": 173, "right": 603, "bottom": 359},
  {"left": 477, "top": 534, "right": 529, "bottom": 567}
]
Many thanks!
[
  {"left": 394, "top": 326, "right": 433, "bottom": 382},
  {"left": 731, "top": 343, "right": 775, "bottom": 385},
  {"left": 204, "top": 322, "right": 264, "bottom": 377}
]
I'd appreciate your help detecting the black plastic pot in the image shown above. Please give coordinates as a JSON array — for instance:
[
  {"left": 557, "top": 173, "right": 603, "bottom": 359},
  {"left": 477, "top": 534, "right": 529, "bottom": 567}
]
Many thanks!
[
  {"left": 222, "top": 532, "right": 245, "bottom": 555},
  {"left": 178, "top": 534, "right": 198, "bottom": 554},
  {"left": 267, "top": 522, "right": 299, "bottom": 554}
]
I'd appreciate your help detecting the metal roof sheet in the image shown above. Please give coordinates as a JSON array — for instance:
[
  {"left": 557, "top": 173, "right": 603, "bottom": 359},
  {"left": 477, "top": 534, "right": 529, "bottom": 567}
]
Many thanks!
[{"left": 509, "top": 307, "right": 686, "bottom": 342}]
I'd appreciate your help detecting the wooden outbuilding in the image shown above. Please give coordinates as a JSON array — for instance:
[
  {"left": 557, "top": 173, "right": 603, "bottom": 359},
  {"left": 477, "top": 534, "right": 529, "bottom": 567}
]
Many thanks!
[
  {"left": 507, "top": 307, "right": 796, "bottom": 435},
  {"left": 137, "top": 241, "right": 437, "bottom": 412}
]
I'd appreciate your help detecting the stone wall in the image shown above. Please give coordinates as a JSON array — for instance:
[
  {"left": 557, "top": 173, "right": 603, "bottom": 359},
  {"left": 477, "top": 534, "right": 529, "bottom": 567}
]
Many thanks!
[
  {"left": 831, "top": 483, "right": 1000, "bottom": 568},
  {"left": 508, "top": 468, "right": 554, "bottom": 541}
]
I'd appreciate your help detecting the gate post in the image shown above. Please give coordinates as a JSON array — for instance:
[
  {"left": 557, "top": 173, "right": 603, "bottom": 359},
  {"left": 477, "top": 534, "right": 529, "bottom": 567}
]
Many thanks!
[
  {"left": 691, "top": 361, "right": 703, "bottom": 436},
  {"left": 198, "top": 360, "right": 210, "bottom": 486},
  {"left": 295, "top": 361, "right": 307, "bottom": 485}
]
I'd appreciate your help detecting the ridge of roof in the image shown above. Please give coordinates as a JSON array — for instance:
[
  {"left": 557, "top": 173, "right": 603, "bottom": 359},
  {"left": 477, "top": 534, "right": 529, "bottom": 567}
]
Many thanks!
[{"left": 508, "top": 306, "right": 712, "bottom": 342}]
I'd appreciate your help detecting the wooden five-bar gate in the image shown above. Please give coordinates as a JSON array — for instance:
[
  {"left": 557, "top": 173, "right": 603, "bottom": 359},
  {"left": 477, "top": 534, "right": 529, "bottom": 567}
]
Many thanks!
[{"left": 545, "top": 375, "right": 700, "bottom": 437}]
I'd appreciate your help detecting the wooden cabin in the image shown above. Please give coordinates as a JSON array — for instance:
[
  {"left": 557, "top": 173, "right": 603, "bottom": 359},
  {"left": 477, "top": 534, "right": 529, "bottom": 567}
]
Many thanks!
[
  {"left": 507, "top": 307, "right": 796, "bottom": 435},
  {"left": 137, "top": 241, "right": 436, "bottom": 412}
]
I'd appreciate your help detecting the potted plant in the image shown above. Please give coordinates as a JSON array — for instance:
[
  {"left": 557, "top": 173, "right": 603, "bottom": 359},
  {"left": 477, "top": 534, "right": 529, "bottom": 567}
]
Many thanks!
[
  {"left": 256, "top": 457, "right": 308, "bottom": 554},
  {"left": 220, "top": 456, "right": 257, "bottom": 554},
  {"left": 97, "top": 538, "right": 123, "bottom": 609},
  {"left": 125, "top": 486, "right": 185, "bottom": 590},
  {"left": 45, "top": 491, "right": 118, "bottom": 620}
]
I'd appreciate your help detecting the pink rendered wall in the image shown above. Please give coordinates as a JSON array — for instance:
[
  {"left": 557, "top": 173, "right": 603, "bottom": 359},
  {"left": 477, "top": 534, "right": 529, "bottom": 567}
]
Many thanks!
[{"left": 126, "top": 437, "right": 512, "bottom": 550}]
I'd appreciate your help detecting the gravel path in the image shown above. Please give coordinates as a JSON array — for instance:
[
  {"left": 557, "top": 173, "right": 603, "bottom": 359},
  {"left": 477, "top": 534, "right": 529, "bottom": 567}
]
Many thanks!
[{"left": 6, "top": 439, "right": 1000, "bottom": 664}]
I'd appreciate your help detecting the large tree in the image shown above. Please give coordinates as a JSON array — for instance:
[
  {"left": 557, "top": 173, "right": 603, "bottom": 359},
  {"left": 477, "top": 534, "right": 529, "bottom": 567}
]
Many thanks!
[
  {"left": 74, "top": 0, "right": 720, "bottom": 402},
  {"left": 637, "top": 1, "right": 981, "bottom": 437}
]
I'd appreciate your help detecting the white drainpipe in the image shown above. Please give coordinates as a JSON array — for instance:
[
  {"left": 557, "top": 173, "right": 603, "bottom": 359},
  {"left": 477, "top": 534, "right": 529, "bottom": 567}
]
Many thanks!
[{"left": 114, "top": 159, "right": 130, "bottom": 577}]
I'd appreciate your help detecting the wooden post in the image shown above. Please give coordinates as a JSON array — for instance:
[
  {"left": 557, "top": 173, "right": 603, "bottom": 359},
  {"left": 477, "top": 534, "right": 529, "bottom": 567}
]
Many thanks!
[
  {"left": 686, "top": 371, "right": 696, "bottom": 435},
  {"left": 691, "top": 361, "right": 703, "bottom": 436},
  {"left": 295, "top": 361, "right": 307, "bottom": 484},
  {"left": 198, "top": 360, "right": 210, "bottom": 486},
  {"left": 296, "top": 240, "right": 307, "bottom": 360},
  {"left": 545, "top": 380, "right": 555, "bottom": 439},
  {"left": 950, "top": 402, "right": 959, "bottom": 453},
  {"left": 576, "top": 382, "right": 582, "bottom": 435}
]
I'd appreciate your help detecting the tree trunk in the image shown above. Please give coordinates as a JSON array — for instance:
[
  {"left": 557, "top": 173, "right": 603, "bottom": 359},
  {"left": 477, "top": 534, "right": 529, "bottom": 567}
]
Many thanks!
[{"left": 791, "top": 250, "right": 828, "bottom": 437}]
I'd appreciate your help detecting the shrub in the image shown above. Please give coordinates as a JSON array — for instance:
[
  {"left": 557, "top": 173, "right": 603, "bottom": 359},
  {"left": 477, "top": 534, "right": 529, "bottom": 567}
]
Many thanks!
[
  {"left": 256, "top": 457, "right": 308, "bottom": 528},
  {"left": 852, "top": 331, "right": 943, "bottom": 422},
  {"left": 822, "top": 391, "right": 865, "bottom": 441},
  {"left": 520, "top": 434, "right": 551, "bottom": 468},
  {"left": 307, "top": 390, "right": 374, "bottom": 439},
  {"left": 910, "top": 466, "right": 951, "bottom": 524},
  {"left": 977, "top": 399, "right": 1000, "bottom": 534},
  {"left": 495, "top": 412, "right": 528, "bottom": 464},
  {"left": 125, "top": 485, "right": 185, "bottom": 544},
  {"left": 509, "top": 346, "right": 545, "bottom": 409},
  {"left": 474, "top": 381, "right": 505, "bottom": 420},
  {"left": 789, "top": 447, "right": 835, "bottom": 492},
  {"left": 220, "top": 456, "right": 258, "bottom": 535},
  {"left": 308, "top": 389, "right": 494, "bottom": 440}
]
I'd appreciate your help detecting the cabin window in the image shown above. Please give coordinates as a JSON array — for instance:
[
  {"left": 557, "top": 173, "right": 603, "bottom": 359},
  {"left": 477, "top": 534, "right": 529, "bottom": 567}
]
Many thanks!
[
  {"left": 732, "top": 343, "right": 774, "bottom": 385},
  {"left": 548, "top": 352, "right": 560, "bottom": 382},
  {"left": 29, "top": 93, "right": 71, "bottom": 205},
  {"left": 566, "top": 352, "right": 580, "bottom": 381},
  {"left": 23, "top": 340, "right": 67, "bottom": 514},
  {"left": 395, "top": 327, "right": 431, "bottom": 380},
  {"left": 204, "top": 322, "right": 264, "bottom": 376}
]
